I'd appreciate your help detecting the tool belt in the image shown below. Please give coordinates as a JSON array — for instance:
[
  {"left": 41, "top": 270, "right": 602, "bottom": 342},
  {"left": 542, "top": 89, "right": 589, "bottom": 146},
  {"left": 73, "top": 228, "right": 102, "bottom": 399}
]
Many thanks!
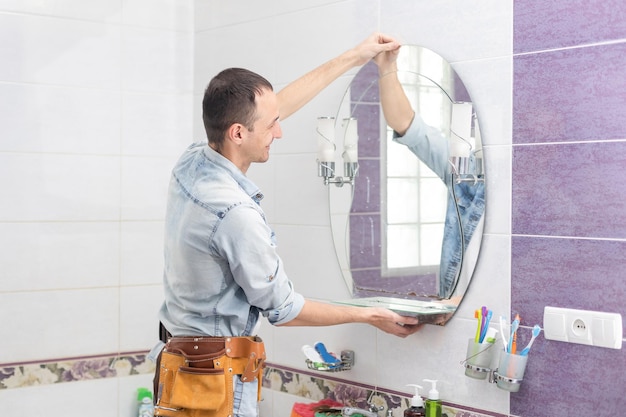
[{"left": 153, "top": 335, "right": 266, "bottom": 417}]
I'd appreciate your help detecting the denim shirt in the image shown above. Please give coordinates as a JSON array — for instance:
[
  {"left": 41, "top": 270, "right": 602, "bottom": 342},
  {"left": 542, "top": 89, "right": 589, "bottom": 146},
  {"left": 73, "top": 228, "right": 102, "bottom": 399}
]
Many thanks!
[
  {"left": 393, "top": 115, "right": 485, "bottom": 299},
  {"left": 157, "top": 142, "right": 305, "bottom": 338}
]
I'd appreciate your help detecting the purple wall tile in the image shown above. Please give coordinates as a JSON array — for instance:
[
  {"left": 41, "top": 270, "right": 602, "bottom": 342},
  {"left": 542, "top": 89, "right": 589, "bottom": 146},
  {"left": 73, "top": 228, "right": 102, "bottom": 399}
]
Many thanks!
[
  {"left": 512, "top": 339, "right": 626, "bottom": 416},
  {"left": 353, "top": 103, "right": 381, "bottom": 158},
  {"left": 352, "top": 269, "right": 435, "bottom": 300},
  {"left": 512, "top": 141, "right": 626, "bottom": 238},
  {"left": 511, "top": 235, "right": 626, "bottom": 415},
  {"left": 351, "top": 159, "right": 380, "bottom": 214},
  {"left": 513, "top": 43, "right": 626, "bottom": 144},
  {"left": 349, "top": 214, "right": 381, "bottom": 269},
  {"left": 511, "top": 236, "right": 626, "bottom": 329},
  {"left": 351, "top": 61, "right": 379, "bottom": 104},
  {"left": 514, "top": 0, "right": 626, "bottom": 53}
]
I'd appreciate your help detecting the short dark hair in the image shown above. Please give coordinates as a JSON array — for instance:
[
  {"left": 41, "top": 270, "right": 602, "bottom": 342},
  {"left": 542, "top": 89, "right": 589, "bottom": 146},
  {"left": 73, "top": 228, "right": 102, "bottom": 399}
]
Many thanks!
[{"left": 202, "top": 68, "right": 273, "bottom": 147}]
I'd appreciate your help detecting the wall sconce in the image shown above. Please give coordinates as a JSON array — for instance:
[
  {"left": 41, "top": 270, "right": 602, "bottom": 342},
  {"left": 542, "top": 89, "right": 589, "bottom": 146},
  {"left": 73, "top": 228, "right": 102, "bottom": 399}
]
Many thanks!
[
  {"left": 449, "top": 102, "right": 484, "bottom": 185},
  {"left": 317, "top": 117, "right": 359, "bottom": 187}
]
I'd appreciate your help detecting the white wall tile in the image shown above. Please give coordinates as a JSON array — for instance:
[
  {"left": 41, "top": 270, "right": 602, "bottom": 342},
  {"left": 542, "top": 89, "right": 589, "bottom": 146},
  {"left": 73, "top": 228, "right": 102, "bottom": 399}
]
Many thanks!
[
  {"left": 0, "top": 288, "right": 119, "bottom": 363},
  {"left": 193, "top": 21, "right": 277, "bottom": 94},
  {"left": 0, "top": 13, "right": 121, "bottom": 88},
  {"left": 122, "top": 91, "right": 193, "bottom": 156},
  {"left": 120, "top": 221, "right": 164, "bottom": 286},
  {"left": 455, "top": 234, "right": 511, "bottom": 321},
  {"left": 122, "top": 26, "right": 193, "bottom": 93},
  {"left": 271, "top": 153, "right": 331, "bottom": 226},
  {"left": 0, "top": 83, "right": 121, "bottom": 155},
  {"left": 272, "top": 224, "right": 351, "bottom": 301},
  {"left": 0, "top": 0, "right": 123, "bottom": 22},
  {"left": 121, "top": 155, "right": 175, "bottom": 220},
  {"left": 122, "top": 0, "right": 194, "bottom": 31},
  {"left": 0, "top": 378, "right": 120, "bottom": 417},
  {"left": 0, "top": 222, "right": 120, "bottom": 291},
  {"left": 452, "top": 56, "right": 513, "bottom": 147},
  {"left": 119, "top": 285, "right": 164, "bottom": 351},
  {"left": 0, "top": 153, "right": 121, "bottom": 222},
  {"left": 272, "top": 0, "right": 380, "bottom": 87},
  {"left": 380, "top": 0, "right": 512, "bottom": 62},
  {"left": 194, "top": 0, "right": 278, "bottom": 31},
  {"left": 482, "top": 145, "right": 512, "bottom": 236}
]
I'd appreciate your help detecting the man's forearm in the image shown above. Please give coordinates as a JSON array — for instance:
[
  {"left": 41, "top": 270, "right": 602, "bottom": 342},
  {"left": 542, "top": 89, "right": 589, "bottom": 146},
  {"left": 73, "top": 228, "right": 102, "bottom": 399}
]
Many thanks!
[
  {"left": 276, "top": 49, "right": 360, "bottom": 120},
  {"left": 279, "top": 299, "right": 364, "bottom": 327},
  {"left": 277, "top": 33, "right": 401, "bottom": 120}
]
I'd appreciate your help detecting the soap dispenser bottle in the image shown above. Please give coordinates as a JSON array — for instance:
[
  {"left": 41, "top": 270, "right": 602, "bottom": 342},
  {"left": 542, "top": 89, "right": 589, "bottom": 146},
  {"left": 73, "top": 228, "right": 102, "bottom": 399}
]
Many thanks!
[
  {"left": 404, "top": 384, "right": 425, "bottom": 417},
  {"left": 423, "top": 379, "right": 441, "bottom": 417}
]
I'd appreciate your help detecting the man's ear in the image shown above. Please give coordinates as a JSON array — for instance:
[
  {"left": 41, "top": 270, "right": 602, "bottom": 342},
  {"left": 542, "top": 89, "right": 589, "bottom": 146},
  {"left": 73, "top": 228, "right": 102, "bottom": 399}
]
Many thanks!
[{"left": 226, "top": 123, "right": 245, "bottom": 146}]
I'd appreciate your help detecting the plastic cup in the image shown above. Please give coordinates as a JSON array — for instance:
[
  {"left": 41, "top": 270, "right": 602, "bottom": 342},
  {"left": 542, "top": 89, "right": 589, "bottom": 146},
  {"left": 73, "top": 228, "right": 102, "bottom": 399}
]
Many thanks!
[
  {"left": 495, "top": 351, "right": 528, "bottom": 392},
  {"left": 464, "top": 338, "right": 495, "bottom": 379}
]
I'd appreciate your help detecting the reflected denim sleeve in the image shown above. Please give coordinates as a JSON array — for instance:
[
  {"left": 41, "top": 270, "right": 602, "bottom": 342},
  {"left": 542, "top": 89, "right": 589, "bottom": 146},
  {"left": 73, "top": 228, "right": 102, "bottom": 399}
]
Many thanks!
[
  {"left": 213, "top": 203, "right": 305, "bottom": 325},
  {"left": 392, "top": 113, "right": 451, "bottom": 184}
]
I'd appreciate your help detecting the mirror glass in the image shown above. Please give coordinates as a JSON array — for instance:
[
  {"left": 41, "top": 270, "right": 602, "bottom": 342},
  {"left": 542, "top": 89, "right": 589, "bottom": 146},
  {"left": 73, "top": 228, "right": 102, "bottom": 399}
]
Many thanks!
[{"left": 329, "top": 45, "right": 485, "bottom": 325}]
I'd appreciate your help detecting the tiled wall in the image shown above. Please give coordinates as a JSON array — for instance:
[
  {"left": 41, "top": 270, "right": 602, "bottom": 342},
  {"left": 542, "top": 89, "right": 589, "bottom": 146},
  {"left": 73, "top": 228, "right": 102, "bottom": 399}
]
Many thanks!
[
  {"left": 511, "top": 0, "right": 626, "bottom": 415},
  {"left": 0, "top": 1, "right": 193, "bottom": 416}
]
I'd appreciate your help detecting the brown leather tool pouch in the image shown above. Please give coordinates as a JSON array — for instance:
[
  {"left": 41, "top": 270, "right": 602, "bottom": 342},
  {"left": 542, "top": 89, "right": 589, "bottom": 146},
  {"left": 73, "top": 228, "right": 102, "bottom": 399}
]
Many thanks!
[{"left": 154, "top": 336, "right": 265, "bottom": 417}]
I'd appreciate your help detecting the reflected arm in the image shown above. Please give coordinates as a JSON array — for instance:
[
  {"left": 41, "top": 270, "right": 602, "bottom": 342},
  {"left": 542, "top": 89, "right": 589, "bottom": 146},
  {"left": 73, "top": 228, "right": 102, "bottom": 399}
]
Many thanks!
[{"left": 375, "top": 52, "right": 415, "bottom": 136}]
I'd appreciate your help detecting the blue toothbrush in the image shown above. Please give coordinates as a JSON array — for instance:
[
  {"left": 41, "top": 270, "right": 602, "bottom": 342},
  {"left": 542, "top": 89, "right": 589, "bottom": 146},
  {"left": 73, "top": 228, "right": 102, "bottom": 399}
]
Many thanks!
[
  {"left": 507, "top": 318, "right": 519, "bottom": 354},
  {"left": 314, "top": 342, "right": 341, "bottom": 364},
  {"left": 520, "top": 325, "right": 541, "bottom": 356}
]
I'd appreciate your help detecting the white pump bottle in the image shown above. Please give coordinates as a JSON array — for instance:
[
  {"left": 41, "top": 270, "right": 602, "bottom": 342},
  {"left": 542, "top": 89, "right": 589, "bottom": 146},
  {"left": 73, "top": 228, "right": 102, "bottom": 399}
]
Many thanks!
[{"left": 404, "top": 384, "right": 425, "bottom": 417}]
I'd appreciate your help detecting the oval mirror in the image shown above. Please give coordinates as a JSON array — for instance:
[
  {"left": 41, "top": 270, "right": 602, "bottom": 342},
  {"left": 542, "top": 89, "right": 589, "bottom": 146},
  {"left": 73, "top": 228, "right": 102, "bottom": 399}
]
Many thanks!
[{"left": 329, "top": 45, "right": 485, "bottom": 325}]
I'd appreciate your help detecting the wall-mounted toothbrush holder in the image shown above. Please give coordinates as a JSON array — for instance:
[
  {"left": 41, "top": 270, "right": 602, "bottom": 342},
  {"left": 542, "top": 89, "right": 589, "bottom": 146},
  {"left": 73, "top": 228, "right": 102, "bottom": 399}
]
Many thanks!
[
  {"left": 463, "top": 338, "right": 496, "bottom": 380},
  {"left": 491, "top": 351, "right": 528, "bottom": 392},
  {"left": 305, "top": 350, "right": 355, "bottom": 372},
  {"left": 463, "top": 348, "right": 529, "bottom": 392}
]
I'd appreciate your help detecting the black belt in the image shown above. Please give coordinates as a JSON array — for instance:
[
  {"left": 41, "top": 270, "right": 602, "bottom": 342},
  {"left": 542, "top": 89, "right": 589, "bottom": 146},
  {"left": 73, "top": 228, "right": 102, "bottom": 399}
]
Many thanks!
[{"left": 159, "top": 322, "right": 172, "bottom": 343}]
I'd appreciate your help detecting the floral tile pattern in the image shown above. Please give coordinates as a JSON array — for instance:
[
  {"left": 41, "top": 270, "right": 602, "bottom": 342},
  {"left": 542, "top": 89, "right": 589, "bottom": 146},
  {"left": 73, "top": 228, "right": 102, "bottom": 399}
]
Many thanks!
[
  {"left": 0, "top": 354, "right": 501, "bottom": 417},
  {"left": 263, "top": 364, "right": 505, "bottom": 417},
  {"left": 0, "top": 353, "right": 154, "bottom": 389}
]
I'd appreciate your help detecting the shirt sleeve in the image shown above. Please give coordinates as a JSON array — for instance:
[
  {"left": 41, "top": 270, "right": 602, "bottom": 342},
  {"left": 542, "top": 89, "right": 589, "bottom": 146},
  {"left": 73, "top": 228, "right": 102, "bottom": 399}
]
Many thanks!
[
  {"left": 393, "top": 114, "right": 452, "bottom": 185},
  {"left": 212, "top": 203, "right": 305, "bottom": 325}
]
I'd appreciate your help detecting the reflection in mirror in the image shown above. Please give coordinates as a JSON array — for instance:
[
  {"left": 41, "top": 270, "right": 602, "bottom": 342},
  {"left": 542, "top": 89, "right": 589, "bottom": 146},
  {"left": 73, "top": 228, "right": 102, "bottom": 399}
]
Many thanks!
[{"left": 329, "top": 45, "right": 485, "bottom": 325}]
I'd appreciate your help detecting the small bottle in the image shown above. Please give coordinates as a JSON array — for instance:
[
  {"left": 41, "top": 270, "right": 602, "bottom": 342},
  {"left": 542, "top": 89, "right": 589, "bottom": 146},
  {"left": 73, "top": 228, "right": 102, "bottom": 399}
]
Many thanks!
[
  {"left": 423, "top": 379, "right": 442, "bottom": 417},
  {"left": 404, "top": 384, "right": 425, "bottom": 417},
  {"left": 137, "top": 387, "right": 154, "bottom": 417}
]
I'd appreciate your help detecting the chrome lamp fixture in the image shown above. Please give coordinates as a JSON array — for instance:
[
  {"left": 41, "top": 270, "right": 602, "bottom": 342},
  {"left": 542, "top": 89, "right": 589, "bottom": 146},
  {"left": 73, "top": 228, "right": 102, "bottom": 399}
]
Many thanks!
[
  {"left": 448, "top": 102, "right": 484, "bottom": 185},
  {"left": 317, "top": 117, "right": 359, "bottom": 187}
]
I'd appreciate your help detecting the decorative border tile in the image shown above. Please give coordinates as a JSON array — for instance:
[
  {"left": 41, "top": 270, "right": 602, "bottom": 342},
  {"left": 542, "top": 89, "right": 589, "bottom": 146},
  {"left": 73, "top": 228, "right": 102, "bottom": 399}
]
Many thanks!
[
  {"left": 0, "top": 352, "right": 154, "bottom": 389},
  {"left": 264, "top": 363, "right": 506, "bottom": 417},
  {"left": 0, "top": 354, "right": 503, "bottom": 417}
]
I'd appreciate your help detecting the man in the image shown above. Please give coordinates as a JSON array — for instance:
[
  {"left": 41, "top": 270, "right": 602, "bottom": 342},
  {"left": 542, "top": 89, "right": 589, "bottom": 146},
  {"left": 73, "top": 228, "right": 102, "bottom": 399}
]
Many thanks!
[{"left": 153, "top": 33, "right": 421, "bottom": 417}]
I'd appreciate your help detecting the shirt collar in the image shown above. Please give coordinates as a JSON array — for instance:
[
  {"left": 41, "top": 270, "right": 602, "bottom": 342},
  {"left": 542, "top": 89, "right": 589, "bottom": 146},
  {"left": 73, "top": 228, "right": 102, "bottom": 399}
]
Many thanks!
[{"left": 202, "top": 144, "right": 264, "bottom": 203}]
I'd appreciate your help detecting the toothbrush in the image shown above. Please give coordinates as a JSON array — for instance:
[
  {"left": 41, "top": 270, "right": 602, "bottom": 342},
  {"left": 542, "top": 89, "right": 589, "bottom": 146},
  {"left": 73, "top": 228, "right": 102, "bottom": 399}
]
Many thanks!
[
  {"left": 507, "top": 317, "right": 519, "bottom": 354},
  {"left": 474, "top": 309, "right": 483, "bottom": 343},
  {"left": 511, "top": 314, "right": 520, "bottom": 354},
  {"left": 314, "top": 342, "right": 341, "bottom": 364},
  {"left": 499, "top": 316, "right": 509, "bottom": 351},
  {"left": 479, "top": 309, "right": 493, "bottom": 343},
  {"left": 520, "top": 325, "right": 542, "bottom": 356}
]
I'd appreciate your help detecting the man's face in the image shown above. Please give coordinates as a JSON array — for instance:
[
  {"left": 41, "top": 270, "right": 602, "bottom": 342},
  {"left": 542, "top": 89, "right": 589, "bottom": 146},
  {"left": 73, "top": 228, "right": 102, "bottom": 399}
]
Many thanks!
[{"left": 241, "top": 88, "right": 282, "bottom": 164}]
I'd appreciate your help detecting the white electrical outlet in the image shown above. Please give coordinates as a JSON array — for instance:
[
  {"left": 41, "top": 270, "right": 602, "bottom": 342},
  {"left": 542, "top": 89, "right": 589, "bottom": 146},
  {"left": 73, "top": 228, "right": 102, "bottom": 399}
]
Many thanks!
[{"left": 543, "top": 306, "right": 623, "bottom": 349}]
